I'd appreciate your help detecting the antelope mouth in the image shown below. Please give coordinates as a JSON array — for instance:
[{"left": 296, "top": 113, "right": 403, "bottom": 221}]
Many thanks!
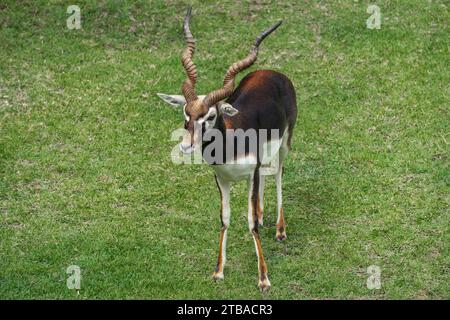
[{"left": 179, "top": 143, "right": 195, "bottom": 154}]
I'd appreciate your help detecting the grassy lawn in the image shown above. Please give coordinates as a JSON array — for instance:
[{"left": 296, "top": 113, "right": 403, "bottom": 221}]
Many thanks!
[{"left": 0, "top": 0, "right": 448, "bottom": 299}]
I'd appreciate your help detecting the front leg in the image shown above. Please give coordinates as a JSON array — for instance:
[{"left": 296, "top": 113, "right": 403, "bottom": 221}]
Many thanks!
[
  {"left": 248, "top": 168, "right": 271, "bottom": 291},
  {"left": 276, "top": 166, "right": 286, "bottom": 241},
  {"left": 257, "top": 174, "right": 265, "bottom": 226},
  {"left": 213, "top": 174, "right": 231, "bottom": 280}
]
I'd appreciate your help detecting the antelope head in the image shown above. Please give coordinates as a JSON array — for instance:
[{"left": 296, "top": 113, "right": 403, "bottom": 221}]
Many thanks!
[{"left": 157, "top": 7, "right": 282, "bottom": 154}]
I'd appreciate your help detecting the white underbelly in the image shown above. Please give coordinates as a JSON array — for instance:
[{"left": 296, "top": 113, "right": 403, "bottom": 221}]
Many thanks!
[
  {"left": 212, "top": 136, "right": 284, "bottom": 182},
  {"left": 212, "top": 154, "right": 258, "bottom": 182}
]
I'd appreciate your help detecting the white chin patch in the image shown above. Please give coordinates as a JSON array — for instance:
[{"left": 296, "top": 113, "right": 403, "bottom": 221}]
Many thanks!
[{"left": 179, "top": 143, "right": 195, "bottom": 154}]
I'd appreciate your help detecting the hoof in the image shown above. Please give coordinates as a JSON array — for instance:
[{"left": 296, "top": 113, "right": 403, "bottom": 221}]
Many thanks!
[
  {"left": 258, "top": 277, "right": 271, "bottom": 292},
  {"left": 276, "top": 233, "right": 286, "bottom": 242},
  {"left": 276, "top": 229, "right": 286, "bottom": 242},
  {"left": 212, "top": 272, "right": 224, "bottom": 281}
]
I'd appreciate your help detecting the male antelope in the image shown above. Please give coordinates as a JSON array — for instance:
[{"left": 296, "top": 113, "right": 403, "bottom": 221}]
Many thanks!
[{"left": 158, "top": 7, "right": 297, "bottom": 291}]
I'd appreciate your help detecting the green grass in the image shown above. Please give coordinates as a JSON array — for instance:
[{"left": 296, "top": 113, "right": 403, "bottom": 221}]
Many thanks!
[{"left": 0, "top": 0, "right": 448, "bottom": 299}]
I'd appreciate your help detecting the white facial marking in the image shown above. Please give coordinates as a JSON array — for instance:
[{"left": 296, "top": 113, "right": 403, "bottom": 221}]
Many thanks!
[
  {"left": 200, "top": 108, "right": 216, "bottom": 122},
  {"left": 198, "top": 108, "right": 217, "bottom": 129},
  {"left": 183, "top": 105, "right": 190, "bottom": 121}
]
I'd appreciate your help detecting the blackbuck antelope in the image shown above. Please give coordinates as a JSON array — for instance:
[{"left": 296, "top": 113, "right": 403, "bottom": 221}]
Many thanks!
[{"left": 157, "top": 7, "right": 297, "bottom": 291}]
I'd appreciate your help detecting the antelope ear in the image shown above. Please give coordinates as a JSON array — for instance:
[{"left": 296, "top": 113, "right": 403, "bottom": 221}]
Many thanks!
[
  {"left": 157, "top": 93, "right": 186, "bottom": 107},
  {"left": 219, "top": 103, "right": 239, "bottom": 117}
]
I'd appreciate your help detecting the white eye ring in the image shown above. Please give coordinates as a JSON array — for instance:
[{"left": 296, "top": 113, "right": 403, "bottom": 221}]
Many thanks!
[{"left": 200, "top": 109, "right": 216, "bottom": 123}]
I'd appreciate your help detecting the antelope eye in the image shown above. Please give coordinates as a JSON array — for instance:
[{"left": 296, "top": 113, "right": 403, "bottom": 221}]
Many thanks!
[{"left": 207, "top": 114, "right": 215, "bottom": 121}]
